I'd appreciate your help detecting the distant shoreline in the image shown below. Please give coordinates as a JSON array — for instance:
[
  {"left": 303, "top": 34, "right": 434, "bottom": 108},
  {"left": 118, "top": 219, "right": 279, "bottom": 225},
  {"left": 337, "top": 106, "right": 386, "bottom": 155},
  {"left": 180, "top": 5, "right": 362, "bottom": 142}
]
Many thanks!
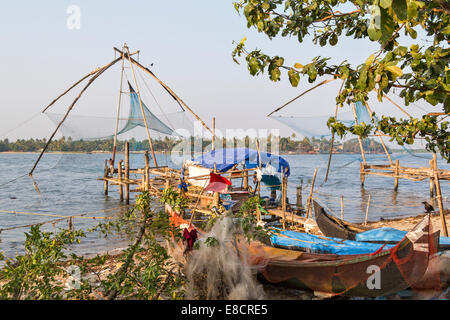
[{"left": 0, "top": 150, "right": 415, "bottom": 155}]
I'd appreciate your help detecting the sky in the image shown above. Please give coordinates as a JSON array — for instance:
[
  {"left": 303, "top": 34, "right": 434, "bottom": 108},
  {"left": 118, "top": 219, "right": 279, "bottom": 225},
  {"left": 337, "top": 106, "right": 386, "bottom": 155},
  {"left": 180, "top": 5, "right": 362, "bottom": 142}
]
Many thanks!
[{"left": 0, "top": 1, "right": 437, "bottom": 146}]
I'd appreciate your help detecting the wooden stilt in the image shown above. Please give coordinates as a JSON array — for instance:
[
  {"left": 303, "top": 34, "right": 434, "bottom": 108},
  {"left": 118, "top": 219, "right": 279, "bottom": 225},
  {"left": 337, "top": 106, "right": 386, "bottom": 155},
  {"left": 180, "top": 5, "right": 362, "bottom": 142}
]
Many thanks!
[
  {"left": 118, "top": 160, "right": 123, "bottom": 202},
  {"left": 144, "top": 151, "right": 149, "bottom": 191},
  {"left": 360, "top": 162, "right": 365, "bottom": 186},
  {"left": 104, "top": 160, "right": 109, "bottom": 195},
  {"left": 364, "top": 194, "right": 371, "bottom": 226},
  {"left": 125, "top": 142, "right": 130, "bottom": 205},
  {"left": 394, "top": 160, "right": 399, "bottom": 191},
  {"left": 433, "top": 154, "right": 448, "bottom": 237},
  {"left": 306, "top": 168, "right": 318, "bottom": 218},
  {"left": 296, "top": 186, "right": 302, "bottom": 209},
  {"left": 429, "top": 159, "right": 435, "bottom": 201}
]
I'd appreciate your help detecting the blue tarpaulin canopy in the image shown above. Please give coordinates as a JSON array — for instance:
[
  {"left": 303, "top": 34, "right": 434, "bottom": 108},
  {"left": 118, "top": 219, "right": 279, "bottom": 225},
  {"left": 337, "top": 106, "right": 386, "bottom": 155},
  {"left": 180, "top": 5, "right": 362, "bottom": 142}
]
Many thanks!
[
  {"left": 192, "top": 148, "right": 290, "bottom": 176},
  {"left": 270, "top": 229, "right": 394, "bottom": 255}
]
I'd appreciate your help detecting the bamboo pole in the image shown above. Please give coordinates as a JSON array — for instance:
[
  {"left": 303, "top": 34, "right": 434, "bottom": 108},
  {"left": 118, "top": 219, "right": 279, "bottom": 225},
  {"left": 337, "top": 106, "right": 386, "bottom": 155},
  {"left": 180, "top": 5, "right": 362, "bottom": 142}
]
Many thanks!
[
  {"left": 212, "top": 117, "right": 215, "bottom": 151},
  {"left": 306, "top": 168, "right": 318, "bottom": 218},
  {"left": 364, "top": 101, "right": 393, "bottom": 166},
  {"left": 112, "top": 47, "right": 126, "bottom": 166},
  {"left": 340, "top": 195, "right": 344, "bottom": 220},
  {"left": 267, "top": 78, "right": 336, "bottom": 117},
  {"left": 325, "top": 79, "right": 345, "bottom": 182},
  {"left": 125, "top": 142, "right": 130, "bottom": 205},
  {"left": 29, "top": 56, "right": 122, "bottom": 176},
  {"left": 125, "top": 45, "right": 158, "bottom": 168},
  {"left": 351, "top": 102, "right": 367, "bottom": 165},
  {"left": 113, "top": 47, "right": 213, "bottom": 135},
  {"left": 364, "top": 194, "right": 371, "bottom": 226}
]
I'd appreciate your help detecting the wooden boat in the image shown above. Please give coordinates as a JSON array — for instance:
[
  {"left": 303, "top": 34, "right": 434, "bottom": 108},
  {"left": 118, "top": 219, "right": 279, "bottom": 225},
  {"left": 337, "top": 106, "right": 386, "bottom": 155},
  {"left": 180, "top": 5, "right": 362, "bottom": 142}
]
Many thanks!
[
  {"left": 313, "top": 200, "right": 369, "bottom": 240},
  {"left": 313, "top": 200, "right": 450, "bottom": 250},
  {"left": 166, "top": 204, "right": 437, "bottom": 297}
]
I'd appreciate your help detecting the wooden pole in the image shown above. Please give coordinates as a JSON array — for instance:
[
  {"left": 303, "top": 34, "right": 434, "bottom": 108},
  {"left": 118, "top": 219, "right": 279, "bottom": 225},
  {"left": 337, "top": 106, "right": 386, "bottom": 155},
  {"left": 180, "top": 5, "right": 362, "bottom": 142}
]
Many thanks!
[
  {"left": 364, "top": 101, "right": 393, "bottom": 166},
  {"left": 434, "top": 171, "right": 448, "bottom": 237},
  {"left": 360, "top": 162, "right": 365, "bottom": 186},
  {"left": 351, "top": 102, "right": 367, "bottom": 166},
  {"left": 104, "top": 159, "right": 109, "bottom": 196},
  {"left": 113, "top": 47, "right": 214, "bottom": 135},
  {"left": 118, "top": 160, "right": 123, "bottom": 202},
  {"left": 125, "top": 45, "right": 158, "bottom": 168},
  {"left": 429, "top": 159, "right": 435, "bottom": 201},
  {"left": 296, "top": 186, "right": 302, "bottom": 209},
  {"left": 364, "top": 194, "right": 371, "bottom": 226},
  {"left": 306, "top": 168, "right": 318, "bottom": 218},
  {"left": 325, "top": 79, "right": 345, "bottom": 183},
  {"left": 394, "top": 159, "right": 399, "bottom": 191},
  {"left": 125, "top": 142, "right": 130, "bottom": 205},
  {"left": 433, "top": 153, "right": 448, "bottom": 236},
  {"left": 29, "top": 56, "right": 122, "bottom": 176},
  {"left": 340, "top": 195, "right": 344, "bottom": 220},
  {"left": 267, "top": 78, "right": 336, "bottom": 117},
  {"left": 212, "top": 117, "right": 215, "bottom": 151},
  {"left": 144, "top": 151, "right": 150, "bottom": 191},
  {"left": 112, "top": 46, "right": 126, "bottom": 166}
]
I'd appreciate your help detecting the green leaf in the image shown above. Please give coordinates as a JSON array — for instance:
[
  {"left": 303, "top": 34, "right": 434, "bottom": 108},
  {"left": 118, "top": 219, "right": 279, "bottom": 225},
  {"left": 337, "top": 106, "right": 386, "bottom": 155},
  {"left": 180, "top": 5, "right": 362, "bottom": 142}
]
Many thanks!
[
  {"left": 288, "top": 69, "right": 300, "bottom": 87},
  {"left": 385, "top": 65, "right": 403, "bottom": 77},
  {"left": 366, "top": 54, "right": 375, "bottom": 68},
  {"left": 379, "top": 0, "right": 392, "bottom": 9},
  {"left": 392, "top": 0, "right": 407, "bottom": 20}
]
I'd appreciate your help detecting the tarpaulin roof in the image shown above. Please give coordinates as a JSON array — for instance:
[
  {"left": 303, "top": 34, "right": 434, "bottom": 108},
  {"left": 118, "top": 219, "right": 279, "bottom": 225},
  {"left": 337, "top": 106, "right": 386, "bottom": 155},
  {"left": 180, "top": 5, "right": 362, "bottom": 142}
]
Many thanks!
[{"left": 192, "top": 148, "right": 290, "bottom": 176}]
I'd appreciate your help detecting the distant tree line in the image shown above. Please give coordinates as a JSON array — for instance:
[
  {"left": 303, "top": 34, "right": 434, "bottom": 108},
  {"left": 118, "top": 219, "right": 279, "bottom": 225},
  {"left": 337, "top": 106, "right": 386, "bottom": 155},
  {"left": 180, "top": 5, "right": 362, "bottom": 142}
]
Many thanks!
[{"left": 0, "top": 135, "right": 388, "bottom": 154}]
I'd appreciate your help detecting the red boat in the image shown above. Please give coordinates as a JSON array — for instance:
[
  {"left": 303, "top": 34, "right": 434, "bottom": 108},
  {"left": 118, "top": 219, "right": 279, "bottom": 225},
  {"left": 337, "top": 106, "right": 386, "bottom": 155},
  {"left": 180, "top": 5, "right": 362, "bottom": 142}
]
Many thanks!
[{"left": 166, "top": 204, "right": 438, "bottom": 297}]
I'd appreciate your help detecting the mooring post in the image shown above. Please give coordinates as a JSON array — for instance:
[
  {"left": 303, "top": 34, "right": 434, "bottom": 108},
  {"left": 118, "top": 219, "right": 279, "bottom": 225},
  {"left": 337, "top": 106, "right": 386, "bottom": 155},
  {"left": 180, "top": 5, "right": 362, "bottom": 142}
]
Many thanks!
[
  {"left": 118, "top": 160, "right": 123, "bottom": 202},
  {"left": 340, "top": 195, "right": 344, "bottom": 220},
  {"left": 125, "top": 142, "right": 130, "bottom": 205},
  {"left": 296, "top": 186, "right": 302, "bottom": 209},
  {"left": 144, "top": 150, "right": 149, "bottom": 191},
  {"left": 364, "top": 194, "right": 371, "bottom": 226},
  {"left": 429, "top": 159, "right": 435, "bottom": 201},
  {"left": 394, "top": 160, "right": 399, "bottom": 191},
  {"left": 360, "top": 162, "right": 365, "bottom": 186},
  {"left": 104, "top": 159, "right": 109, "bottom": 195}
]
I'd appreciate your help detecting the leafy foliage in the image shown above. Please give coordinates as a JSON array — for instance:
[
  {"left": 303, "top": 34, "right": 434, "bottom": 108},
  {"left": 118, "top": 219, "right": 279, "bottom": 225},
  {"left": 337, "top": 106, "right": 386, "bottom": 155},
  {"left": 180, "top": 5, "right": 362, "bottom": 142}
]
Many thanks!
[
  {"left": 0, "top": 226, "right": 85, "bottom": 299},
  {"left": 0, "top": 192, "right": 184, "bottom": 300},
  {"left": 232, "top": 0, "right": 450, "bottom": 161},
  {"left": 160, "top": 187, "right": 189, "bottom": 213}
]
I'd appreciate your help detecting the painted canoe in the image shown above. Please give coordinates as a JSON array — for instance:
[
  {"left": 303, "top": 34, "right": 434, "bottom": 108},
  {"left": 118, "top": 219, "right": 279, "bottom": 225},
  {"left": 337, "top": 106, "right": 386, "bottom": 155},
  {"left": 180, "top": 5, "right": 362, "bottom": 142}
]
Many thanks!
[
  {"left": 166, "top": 204, "right": 437, "bottom": 297},
  {"left": 313, "top": 200, "right": 450, "bottom": 250}
]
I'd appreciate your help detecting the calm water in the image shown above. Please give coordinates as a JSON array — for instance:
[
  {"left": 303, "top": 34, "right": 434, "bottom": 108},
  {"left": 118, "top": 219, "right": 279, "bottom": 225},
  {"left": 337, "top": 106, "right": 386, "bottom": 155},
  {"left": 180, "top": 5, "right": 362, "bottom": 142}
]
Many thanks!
[{"left": 0, "top": 151, "right": 448, "bottom": 259}]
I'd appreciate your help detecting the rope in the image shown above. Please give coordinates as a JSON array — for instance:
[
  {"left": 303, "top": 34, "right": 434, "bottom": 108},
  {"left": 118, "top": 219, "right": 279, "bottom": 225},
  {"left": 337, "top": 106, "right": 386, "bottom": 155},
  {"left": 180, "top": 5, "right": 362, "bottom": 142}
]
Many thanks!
[{"left": 0, "top": 205, "right": 131, "bottom": 234}]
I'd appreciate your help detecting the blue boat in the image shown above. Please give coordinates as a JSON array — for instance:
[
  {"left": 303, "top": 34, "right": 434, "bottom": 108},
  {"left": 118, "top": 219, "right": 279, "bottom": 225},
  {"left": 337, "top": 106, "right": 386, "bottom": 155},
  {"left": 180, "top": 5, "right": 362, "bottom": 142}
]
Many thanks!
[
  {"left": 270, "top": 228, "right": 395, "bottom": 255},
  {"left": 313, "top": 200, "right": 450, "bottom": 250}
]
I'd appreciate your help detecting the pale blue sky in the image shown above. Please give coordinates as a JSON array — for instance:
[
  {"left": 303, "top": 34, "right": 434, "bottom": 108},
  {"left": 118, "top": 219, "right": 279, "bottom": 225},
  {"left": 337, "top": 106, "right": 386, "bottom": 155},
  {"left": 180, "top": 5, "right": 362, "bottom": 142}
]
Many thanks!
[{"left": 0, "top": 1, "right": 435, "bottom": 143}]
